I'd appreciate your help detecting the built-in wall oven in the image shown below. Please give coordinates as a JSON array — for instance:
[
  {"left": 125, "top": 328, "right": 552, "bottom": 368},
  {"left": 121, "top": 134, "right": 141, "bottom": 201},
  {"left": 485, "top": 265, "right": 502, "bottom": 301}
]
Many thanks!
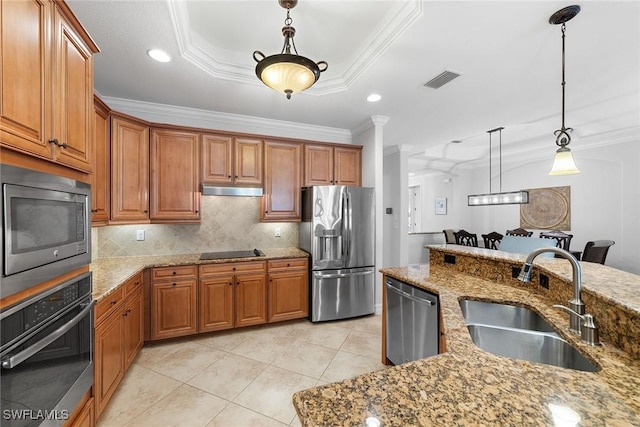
[
  {"left": 1, "top": 272, "right": 93, "bottom": 426},
  {"left": 1, "top": 164, "right": 91, "bottom": 300}
]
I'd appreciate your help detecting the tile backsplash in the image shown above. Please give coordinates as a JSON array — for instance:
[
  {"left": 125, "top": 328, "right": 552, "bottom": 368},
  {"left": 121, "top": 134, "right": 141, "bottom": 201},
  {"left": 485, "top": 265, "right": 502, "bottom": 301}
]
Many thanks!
[{"left": 92, "top": 196, "right": 298, "bottom": 259}]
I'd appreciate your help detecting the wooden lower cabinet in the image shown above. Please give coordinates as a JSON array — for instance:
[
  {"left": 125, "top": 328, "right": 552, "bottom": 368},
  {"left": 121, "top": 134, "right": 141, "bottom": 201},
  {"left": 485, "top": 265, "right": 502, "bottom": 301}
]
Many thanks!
[
  {"left": 94, "top": 300, "right": 124, "bottom": 418},
  {"left": 267, "top": 258, "right": 308, "bottom": 322},
  {"left": 199, "top": 274, "right": 234, "bottom": 333},
  {"left": 94, "top": 273, "right": 144, "bottom": 418},
  {"left": 150, "top": 265, "right": 198, "bottom": 340},
  {"left": 67, "top": 396, "right": 94, "bottom": 427},
  {"left": 198, "top": 261, "right": 267, "bottom": 331},
  {"left": 123, "top": 285, "right": 144, "bottom": 370},
  {"left": 235, "top": 272, "right": 267, "bottom": 327}
]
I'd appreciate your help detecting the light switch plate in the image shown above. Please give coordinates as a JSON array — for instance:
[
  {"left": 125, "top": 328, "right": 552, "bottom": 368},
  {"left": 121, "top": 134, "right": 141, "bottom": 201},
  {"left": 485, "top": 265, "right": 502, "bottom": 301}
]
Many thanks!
[
  {"left": 136, "top": 229, "right": 145, "bottom": 241},
  {"left": 274, "top": 227, "right": 281, "bottom": 237}
]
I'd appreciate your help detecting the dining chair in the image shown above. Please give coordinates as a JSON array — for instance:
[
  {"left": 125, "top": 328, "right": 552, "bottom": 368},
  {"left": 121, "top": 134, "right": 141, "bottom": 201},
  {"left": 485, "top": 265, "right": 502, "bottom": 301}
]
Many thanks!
[
  {"left": 454, "top": 229, "right": 478, "bottom": 247},
  {"left": 539, "top": 230, "right": 573, "bottom": 251},
  {"left": 442, "top": 229, "right": 457, "bottom": 244},
  {"left": 505, "top": 228, "right": 533, "bottom": 237},
  {"left": 481, "top": 231, "right": 504, "bottom": 250},
  {"left": 581, "top": 240, "right": 615, "bottom": 264}
]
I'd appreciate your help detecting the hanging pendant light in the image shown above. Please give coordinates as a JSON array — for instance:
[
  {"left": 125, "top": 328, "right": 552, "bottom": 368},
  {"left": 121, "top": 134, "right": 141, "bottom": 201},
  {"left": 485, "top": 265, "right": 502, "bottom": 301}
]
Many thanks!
[
  {"left": 467, "top": 127, "right": 529, "bottom": 206},
  {"left": 253, "top": 0, "right": 328, "bottom": 99},
  {"left": 548, "top": 5, "right": 581, "bottom": 175}
]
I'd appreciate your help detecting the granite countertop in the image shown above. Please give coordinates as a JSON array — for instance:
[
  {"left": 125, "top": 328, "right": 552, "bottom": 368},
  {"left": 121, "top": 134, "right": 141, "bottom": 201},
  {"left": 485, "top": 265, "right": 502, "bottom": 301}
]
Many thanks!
[
  {"left": 293, "top": 249, "right": 640, "bottom": 426},
  {"left": 90, "top": 247, "right": 308, "bottom": 301}
]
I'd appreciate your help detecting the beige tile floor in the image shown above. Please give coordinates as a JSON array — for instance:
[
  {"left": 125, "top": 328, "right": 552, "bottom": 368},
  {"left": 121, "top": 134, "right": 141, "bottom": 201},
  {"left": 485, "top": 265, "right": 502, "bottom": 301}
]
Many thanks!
[{"left": 97, "top": 314, "right": 386, "bottom": 427}]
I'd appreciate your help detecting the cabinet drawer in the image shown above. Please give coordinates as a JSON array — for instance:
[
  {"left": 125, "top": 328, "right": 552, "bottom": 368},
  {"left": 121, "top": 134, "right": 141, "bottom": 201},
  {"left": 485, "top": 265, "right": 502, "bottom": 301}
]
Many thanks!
[
  {"left": 95, "top": 286, "right": 124, "bottom": 325},
  {"left": 200, "top": 261, "right": 266, "bottom": 277},
  {"left": 151, "top": 265, "right": 197, "bottom": 281},
  {"left": 268, "top": 258, "right": 308, "bottom": 271},
  {"left": 125, "top": 272, "right": 144, "bottom": 296}
]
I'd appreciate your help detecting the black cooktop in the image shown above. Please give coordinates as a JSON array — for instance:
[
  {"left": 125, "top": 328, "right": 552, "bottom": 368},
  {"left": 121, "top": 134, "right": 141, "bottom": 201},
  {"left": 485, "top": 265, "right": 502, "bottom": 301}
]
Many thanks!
[{"left": 200, "top": 249, "right": 265, "bottom": 260}]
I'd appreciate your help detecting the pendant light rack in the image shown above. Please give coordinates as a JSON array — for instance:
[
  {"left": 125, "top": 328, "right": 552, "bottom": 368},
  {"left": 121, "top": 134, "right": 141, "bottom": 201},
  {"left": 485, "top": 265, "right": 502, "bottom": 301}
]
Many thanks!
[{"left": 468, "top": 127, "right": 529, "bottom": 206}]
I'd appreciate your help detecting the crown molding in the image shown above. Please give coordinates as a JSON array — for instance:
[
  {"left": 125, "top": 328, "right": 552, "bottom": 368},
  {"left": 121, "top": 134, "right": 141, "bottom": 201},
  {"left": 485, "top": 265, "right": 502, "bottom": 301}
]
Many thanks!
[{"left": 102, "top": 96, "right": 352, "bottom": 143}]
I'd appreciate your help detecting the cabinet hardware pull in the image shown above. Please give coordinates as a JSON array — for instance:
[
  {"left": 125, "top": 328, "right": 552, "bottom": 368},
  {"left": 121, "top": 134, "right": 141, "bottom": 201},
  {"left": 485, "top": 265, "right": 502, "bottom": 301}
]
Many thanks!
[
  {"left": 48, "top": 138, "right": 68, "bottom": 148},
  {"left": 111, "top": 300, "right": 117, "bottom": 305},
  {"left": 143, "top": 210, "right": 148, "bottom": 213},
  {"left": 172, "top": 271, "right": 177, "bottom": 275},
  {"left": 172, "top": 283, "right": 176, "bottom": 286},
  {"left": 195, "top": 210, "right": 199, "bottom": 213}
]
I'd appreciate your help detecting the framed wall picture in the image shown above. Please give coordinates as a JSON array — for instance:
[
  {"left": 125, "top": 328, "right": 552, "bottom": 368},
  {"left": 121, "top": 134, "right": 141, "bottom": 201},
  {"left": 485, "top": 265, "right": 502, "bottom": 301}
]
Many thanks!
[{"left": 435, "top": 198, "right": 447, "bottom": 215}]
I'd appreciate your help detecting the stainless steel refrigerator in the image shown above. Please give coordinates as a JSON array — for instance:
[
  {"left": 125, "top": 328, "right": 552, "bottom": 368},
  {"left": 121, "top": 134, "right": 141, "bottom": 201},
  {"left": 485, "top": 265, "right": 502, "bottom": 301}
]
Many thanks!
[{"left": 299, "top": 186, "right": 375, "bottom": 322}]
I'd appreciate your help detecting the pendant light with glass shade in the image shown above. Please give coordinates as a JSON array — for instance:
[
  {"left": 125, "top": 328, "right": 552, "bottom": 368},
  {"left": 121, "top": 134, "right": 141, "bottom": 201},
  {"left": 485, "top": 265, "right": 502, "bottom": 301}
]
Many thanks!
[
  {"left": 548, "top": 5, "right": 581, "bottom": 175},
  {"left": 253, "top": 0, "right": 328, "bottom": 99}
]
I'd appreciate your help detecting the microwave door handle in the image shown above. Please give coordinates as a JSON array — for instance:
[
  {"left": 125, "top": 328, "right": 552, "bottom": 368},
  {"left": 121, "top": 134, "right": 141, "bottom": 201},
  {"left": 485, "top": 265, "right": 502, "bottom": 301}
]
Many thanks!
[{"left": 1, "top": 300, "right": 94, "bottom": 370}]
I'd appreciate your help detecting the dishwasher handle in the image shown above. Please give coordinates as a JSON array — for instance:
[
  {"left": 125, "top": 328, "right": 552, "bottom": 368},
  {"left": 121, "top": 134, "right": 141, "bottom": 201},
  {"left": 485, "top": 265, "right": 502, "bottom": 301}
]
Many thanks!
[{"left": 385, "top": 281, "right": 435, "bottom": 306}]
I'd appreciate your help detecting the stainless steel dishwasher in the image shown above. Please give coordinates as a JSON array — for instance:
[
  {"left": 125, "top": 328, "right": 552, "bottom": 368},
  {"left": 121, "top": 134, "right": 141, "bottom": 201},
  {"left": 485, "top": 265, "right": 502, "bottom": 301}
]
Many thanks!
[{"left": 385, "top": 276, "right": 439, "bottom": 365}]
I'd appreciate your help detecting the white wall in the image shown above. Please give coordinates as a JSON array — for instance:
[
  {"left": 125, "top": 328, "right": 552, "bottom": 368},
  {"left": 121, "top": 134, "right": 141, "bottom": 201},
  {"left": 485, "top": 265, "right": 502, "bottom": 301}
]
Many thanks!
[
  {"left": 408, "top": 172, "right": 467, "bottom": 232},
  {"left": 412, "top": 139, "right": 639, "bottom": 273},
  {"left": 383, "top": 150, "right": 409, "bottom": 268}
]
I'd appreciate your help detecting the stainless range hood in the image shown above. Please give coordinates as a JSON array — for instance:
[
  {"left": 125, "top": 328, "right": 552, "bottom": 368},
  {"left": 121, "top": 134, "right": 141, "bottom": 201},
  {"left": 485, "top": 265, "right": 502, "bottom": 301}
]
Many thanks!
[{"left": 201, "top": 184, "right": 263, "bottom": 197}]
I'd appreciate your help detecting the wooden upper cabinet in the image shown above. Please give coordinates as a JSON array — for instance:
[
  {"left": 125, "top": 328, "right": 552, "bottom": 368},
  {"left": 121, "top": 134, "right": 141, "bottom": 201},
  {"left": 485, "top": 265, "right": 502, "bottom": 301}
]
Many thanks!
[
  {"left": 334, "top": 146, "right": 362, "bottom": 186},
  {"left": 110, "top": 114, "right": 150, "bottom": 223},
  {"left": 202, "top": 134, "right": 263, "bottom": 186},
  {"left": 0, "top": 0, "right": 98, "bottom": 172},
  {"left": 304, "top": 144, "right": 362, "bottom": 186},
  {"left": 150, "top": 128, "right": 201, "bottom": 223},
  {"left": 0, "top": 0, "right": 52, "bottom": 159},
  {"left": 91, "top": 96, "right": 110, "bottom": 226},
  {"left": 304, "top": 144, "right": 333, "bottom": 186},
  {"left": 261, "top": 140, "right": 302, "bottom": 222},
  {"left": 50, "top": 3, "right": 94, "bottom": 171}
]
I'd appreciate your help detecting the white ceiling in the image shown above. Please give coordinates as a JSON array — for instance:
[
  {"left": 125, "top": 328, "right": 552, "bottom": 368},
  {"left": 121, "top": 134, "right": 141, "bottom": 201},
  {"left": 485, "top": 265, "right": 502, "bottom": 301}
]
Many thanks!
[{"left": 68, "top": 1, "right": 640, "bottom": 174}]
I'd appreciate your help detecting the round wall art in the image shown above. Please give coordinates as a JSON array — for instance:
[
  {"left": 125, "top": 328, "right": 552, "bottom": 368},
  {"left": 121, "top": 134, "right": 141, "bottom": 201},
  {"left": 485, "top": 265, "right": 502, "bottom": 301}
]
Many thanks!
[{"left": 520, "top": 186, "right": 571, "bottom": 230}]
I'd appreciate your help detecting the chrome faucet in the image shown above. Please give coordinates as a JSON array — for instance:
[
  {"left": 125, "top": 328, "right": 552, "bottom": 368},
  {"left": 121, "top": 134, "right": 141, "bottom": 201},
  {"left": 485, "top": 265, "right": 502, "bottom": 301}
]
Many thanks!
[{"left": 517, "top": 247, "right": 584, "bottom": 333}]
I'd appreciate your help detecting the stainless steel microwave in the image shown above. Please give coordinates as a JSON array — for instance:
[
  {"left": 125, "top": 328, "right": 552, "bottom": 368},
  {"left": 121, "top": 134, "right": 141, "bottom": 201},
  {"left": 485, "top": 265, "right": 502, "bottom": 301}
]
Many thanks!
[{"left": 1, "top": 164, "right": 91, "bottom": 299}]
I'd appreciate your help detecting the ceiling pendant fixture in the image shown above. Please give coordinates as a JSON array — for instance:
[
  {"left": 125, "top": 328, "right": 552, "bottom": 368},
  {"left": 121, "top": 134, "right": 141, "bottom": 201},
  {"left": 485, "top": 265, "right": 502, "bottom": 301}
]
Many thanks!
[
  {"left": 468, "top": 127, "right": 529, "bottom": 206},
  {"left": 548, "top": 5, "right": 581, "bottom": 175},
  {"left": 253, "top": 0, "right": 328, "bottom": 99}
]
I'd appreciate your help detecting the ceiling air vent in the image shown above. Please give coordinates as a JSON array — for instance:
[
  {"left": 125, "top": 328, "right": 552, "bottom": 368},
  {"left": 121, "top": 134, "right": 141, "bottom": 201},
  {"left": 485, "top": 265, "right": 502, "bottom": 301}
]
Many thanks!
[{"left": 423, "top": 70, "right": 461, "bottom": 89}]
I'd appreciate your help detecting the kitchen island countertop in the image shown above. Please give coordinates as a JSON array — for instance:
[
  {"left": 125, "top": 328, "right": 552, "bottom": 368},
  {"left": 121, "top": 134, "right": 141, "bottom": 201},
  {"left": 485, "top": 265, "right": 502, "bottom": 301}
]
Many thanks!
[
  {"left": 90, "top": 247, "right": 308, "bottom": 301},
  {"left": 293, "top": 246, "right": 640, "bottom": 426}
]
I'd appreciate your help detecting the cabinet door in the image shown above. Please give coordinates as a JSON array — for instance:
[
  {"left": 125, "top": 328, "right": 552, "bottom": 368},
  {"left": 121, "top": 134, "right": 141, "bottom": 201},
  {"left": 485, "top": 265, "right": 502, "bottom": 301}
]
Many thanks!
[
  {"left": 94, "top": 309, "right": 124, "bottom": 418},
  {"left": 201, "top": 134, "right": 233, "bottom": 184},
  {"left": 234, "top": 138, "right": 263, "bottom": 185},
  {"left": 111, "top": 116, "right": 150, "bottom": 223},
  {"left": 235, "top": 273, "right": 267, "bottom": 328},
  {"left": 68, "top": 397, "right": 94, "bottom": 427},
  {"left": 123, "top": 286, "right": 144, "bottom": 370},
  {"left": 304, "top": 144, "right": 333, "bottom": 186},
  {"left": 0, "top": 0, "right": 52, "bottom": 158},
  {"left": 150, "top": 129, "right": 201, "bottom": 222},
  {"left": 51, "top": 5, "right": 93, "bottom": 172},
  {"left": 261, "top": 141, "right": 301, "bottom": 222},
  {"left": 268, "top": 268, "right": 308, "bottom": 323},
  {"left": 151, "top": 279, "right": 198, "bottom": 340},
  {"left": 91, "top": 96, "right": 110, "bottom": 225},
  {"left": 334, "top": 146, "right": 362, "bottom": 186},
  {"left": 199, "top": 275, "right": 234, "bottom": 332}
]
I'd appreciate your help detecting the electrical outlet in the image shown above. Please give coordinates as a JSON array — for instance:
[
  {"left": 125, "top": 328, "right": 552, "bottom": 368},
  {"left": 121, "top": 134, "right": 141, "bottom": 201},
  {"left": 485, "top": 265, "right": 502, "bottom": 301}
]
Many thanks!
[
  {"left": 136, "top": 229, "right": 145, "bottom": 241},
  {"left": 274, "top": 227, "right": 281, "bottom": 237}
]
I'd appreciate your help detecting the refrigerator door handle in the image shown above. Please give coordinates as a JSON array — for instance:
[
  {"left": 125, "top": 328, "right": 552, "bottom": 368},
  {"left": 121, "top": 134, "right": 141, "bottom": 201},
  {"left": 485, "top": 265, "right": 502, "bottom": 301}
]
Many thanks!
[
  {"left": 344, "top": 191, "right": 351, "bottom": 263},
  {"left": 314, "top": 270, "right": 374, "bottom": 279}
]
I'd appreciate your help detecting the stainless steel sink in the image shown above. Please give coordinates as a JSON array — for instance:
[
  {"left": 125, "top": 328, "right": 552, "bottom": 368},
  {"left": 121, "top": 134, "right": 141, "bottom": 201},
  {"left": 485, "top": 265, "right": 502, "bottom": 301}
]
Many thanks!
[
  {"left": 459, "top": 299, "right": 598, "bottom": 372},
  {"left": 467, "top": 324, "right": 598, "bottom": 372},
  {"left": 459, "top": 299, "right": 556, "bottom": 332}
]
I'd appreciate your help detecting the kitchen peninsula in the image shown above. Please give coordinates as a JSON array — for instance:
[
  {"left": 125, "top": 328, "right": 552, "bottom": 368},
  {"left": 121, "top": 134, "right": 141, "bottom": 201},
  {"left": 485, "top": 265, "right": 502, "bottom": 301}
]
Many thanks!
[{"left": 293, "top": 245, "right": 640, "bottom": 426}]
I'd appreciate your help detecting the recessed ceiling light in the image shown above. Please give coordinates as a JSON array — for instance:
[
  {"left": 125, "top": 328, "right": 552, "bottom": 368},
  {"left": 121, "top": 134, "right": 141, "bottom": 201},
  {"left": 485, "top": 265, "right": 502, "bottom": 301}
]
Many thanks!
[
  {"left": 367, "top": 93, "right": 381, "bottom": 103},
  {"left": 147, "top": 49, "right": 171, "bottom": 63}
]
